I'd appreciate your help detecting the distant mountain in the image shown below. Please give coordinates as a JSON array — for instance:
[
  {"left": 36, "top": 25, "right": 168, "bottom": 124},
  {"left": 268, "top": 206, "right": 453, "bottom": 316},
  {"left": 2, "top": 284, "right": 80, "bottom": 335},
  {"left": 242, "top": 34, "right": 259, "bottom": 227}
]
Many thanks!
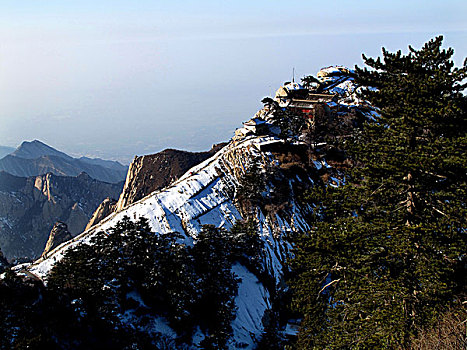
[
  {"left": 0, "top": 171, "right": 123, "bottom": 260},
  {"left": 0, "top": 140, "right": 127, "bottom": 183},
  {"left": 0, "top": 146, "right": 15, "bottom": 159},
  {"left": 0, "top": 171, "right": 27, "bottom": 192},
  {"left": 10, "top": 140, "right": 71, "bottom": 160},
  {"left": 78, "top": 156, "right": 126, "bottom": 171}
]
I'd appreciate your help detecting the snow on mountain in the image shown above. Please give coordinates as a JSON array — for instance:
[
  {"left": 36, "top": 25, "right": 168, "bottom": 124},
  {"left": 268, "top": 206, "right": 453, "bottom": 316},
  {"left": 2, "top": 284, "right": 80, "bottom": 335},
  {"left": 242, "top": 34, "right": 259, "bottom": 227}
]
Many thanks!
[
  {"left": 21, "top": 66, "right": 369, "bottom": 348},
  {"left": 30, "top": 134, "right": 307, "bottom": 273},
  {"left": 26, "top": 133, "right": 313, "bottom": 348}
]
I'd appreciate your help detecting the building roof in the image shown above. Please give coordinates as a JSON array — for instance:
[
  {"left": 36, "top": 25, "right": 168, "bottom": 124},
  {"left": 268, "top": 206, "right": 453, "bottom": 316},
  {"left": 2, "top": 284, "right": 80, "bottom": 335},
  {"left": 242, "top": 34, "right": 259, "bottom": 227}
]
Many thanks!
[
  {"left": 288, "top": 100, "right": 316, "bottom": 109},
  {"left": 303, "top": 93, "right": 337, "bottom": 103},
  {"left": 286, "top": 93, "right": 336, "bottom": 109},
  {"left": 275, "top": 81, "right": 305, "bottom": 99}
]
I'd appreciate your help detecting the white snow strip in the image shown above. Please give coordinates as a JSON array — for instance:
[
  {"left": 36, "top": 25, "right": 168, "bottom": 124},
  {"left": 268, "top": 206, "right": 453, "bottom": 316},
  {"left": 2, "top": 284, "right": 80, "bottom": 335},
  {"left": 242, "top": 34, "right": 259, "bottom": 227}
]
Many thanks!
[{"left": 230, "top": 263, "right": 270, "bottom": 349}]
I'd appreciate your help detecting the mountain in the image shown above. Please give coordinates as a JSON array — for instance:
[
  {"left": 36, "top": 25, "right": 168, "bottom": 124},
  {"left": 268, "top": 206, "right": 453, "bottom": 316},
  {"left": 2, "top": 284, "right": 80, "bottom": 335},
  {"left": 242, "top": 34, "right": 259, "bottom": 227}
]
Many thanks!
[
  {"left": 0, "top": 140, "right": 127, "bottom": 183},
  {"left": 41, "top": 221, "right": 73, "bottom": 258},
  {"left": 20, "top": 67, "right": 372, "bottom": 348},
  {"left": 10, "top": 140, "right": 72, "bottom": 160},
  {"left": 84, "top": 197, "right": 118, "bottom": 231},
  {"left": 84, "top": 143, "right": 227, "bottom": 231},
  {"left": 0, "top": 146, "right": 15, "bottom": 160},
  {"left": 78, "top": 156, "right": 128, "bottom": 171},
  {"left": 0, "top": 171, "right": 123, "bottom": 260},
  {"left": 115, "top": 143, "right": 227, "bottom": 212}
]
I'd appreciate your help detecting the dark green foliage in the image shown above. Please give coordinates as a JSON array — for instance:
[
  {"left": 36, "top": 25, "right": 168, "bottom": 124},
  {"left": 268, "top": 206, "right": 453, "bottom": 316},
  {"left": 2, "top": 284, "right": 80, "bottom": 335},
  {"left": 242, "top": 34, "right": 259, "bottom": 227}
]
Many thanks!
[
  {"left": 0, "top": 216, "right": 268, "bottom": 349},
  {"left": 269, "top": 106, "right": 306, "bottom": 139},
  {"left": 190, "top": 225, "right": 239, "bottom": 348},
  {"left": 301, "top": 75, "right": 320, "bottom": 89},
  {"left": 236, "top": 162, "right": 267, "bottom": 213},
  {"left": 255, "top": 309, "right": 287, "bottom": 350},
  {"left": 230, "top": 219, "right": 264, "bottom": 275},
  {"left": 0, "top": 267, "right": 158, "bottom": 350},
  {"left": 0, "top": 249, "right": 8, "bottom": 273},
  {"left": 291, "top": 36, "right": 467, "bottom": 349},
  {"left": 48, "top": 217, "right": 243, "bottom": 349}
]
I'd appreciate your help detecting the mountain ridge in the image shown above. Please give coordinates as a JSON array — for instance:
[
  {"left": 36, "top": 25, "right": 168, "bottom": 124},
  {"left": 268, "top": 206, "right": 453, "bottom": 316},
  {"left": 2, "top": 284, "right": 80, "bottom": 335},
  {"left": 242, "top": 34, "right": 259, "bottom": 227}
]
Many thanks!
[
  {"left": 11, "top": 140, "right": 72, "bottom": 160},
  {"left": 0, "top": 146, "right": 15, "bottom": 160},
  {"left": 27, "top": 133, "right": 330, "bottom": 347},
  {"left": 21, "top": 66, "right": 371, "bottom": 348},
  {"left": 0, "top": 140, "right": 127, "bottom": 183}
]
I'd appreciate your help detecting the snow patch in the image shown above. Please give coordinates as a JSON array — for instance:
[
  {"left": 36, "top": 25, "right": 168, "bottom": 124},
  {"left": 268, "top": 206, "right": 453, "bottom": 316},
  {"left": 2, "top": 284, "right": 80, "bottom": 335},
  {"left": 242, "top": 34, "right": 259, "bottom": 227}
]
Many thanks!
[{"left": 230, "top": 263, "right": 271, "bottom": 349}]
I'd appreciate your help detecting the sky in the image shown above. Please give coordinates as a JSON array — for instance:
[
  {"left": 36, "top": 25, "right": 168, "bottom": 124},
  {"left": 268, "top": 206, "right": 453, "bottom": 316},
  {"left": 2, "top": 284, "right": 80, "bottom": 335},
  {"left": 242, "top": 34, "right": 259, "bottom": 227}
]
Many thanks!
[{"left": 0, "top": 1, "right": 466, "bottom": 164}]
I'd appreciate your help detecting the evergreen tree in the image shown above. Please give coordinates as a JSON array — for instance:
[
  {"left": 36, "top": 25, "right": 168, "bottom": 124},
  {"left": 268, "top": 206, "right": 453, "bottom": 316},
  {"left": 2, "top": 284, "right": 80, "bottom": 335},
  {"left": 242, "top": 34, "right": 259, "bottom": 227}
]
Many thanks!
[
  {"left": 290, "top": 36, "right": 467, "bottom": 349},
  {"left": 301, "top": 75, "right": 321, "bottom": 89},
  {"left": 192, "top": 225, "right": 239, "bottom": 349},
  {"left": 46, "top": 218, "right": 244, "bottom": 349},
  {"left": 268, "top": 104, "right": 305, "bottom": 140},
  {"left": 0, "top": 249, "right": 8, "bottom": 273}
]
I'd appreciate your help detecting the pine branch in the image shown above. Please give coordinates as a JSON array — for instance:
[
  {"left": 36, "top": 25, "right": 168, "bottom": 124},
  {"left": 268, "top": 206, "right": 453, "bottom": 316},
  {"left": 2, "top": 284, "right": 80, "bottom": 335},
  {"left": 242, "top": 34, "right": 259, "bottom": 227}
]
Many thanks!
[{"left": 317, "top": 278, "right": 341, "bottom": 299}]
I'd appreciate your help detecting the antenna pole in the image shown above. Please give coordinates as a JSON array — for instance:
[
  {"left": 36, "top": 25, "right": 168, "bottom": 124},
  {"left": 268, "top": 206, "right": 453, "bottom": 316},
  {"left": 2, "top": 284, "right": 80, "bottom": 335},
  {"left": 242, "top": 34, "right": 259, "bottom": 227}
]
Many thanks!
[{"left": 292, "top": 67, "right": 295, "bottom": 83}]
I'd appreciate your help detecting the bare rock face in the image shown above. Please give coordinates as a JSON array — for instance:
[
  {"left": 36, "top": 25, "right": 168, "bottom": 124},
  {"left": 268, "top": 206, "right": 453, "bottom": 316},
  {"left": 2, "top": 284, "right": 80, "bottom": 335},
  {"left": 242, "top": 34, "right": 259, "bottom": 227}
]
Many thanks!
[
  {"left": 0, "top": 171, "right": 123, "bottom": 260},
  {"left": 85, "top": 197, "right": 117, "bottom": 231},
  {"left": 115, "top": 143, "right": 226, "bottom": 212},
  {"left": 42, "top": 221, "right": 73, "bottom": 258}
]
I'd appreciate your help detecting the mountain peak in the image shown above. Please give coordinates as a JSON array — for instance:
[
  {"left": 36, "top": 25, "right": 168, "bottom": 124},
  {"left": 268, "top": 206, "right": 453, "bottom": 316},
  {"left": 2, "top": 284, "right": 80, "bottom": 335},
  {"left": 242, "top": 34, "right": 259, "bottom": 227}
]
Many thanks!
[
  {"left": 12, "top": 140, "right": 71, "bottom": 160},
  {"left": 0, "top": 141, "right": 128, "bottom": 183},
  {"left": 19, "top": 139, "right": 50, "bottom": 148},
  {"left": 29, "top": 139, "right": 46, "bottom": 145}
]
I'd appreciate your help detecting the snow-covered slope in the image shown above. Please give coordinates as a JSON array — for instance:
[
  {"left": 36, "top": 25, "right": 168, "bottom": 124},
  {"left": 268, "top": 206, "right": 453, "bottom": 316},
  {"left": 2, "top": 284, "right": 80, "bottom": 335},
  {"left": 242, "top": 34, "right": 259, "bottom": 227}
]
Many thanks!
[
  {"left": 25, "top": 133, "right": 316, "bottom": 348},
  {"left": 22, "top": 66, "right": 370, "bottom": 348}
]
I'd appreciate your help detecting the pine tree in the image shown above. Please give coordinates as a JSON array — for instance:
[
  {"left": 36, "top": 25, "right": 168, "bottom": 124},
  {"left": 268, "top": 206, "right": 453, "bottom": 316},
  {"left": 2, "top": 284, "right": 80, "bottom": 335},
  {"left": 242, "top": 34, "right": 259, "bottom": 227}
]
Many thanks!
[
  {"left": 290, "top": 36, "right": 467, "bottom": 349},
  {"left": 301, "top": 75, "right": 320, "bottom": 89},
  {"left": 192, "top": 225, "right": 239, "bottom": 349}
]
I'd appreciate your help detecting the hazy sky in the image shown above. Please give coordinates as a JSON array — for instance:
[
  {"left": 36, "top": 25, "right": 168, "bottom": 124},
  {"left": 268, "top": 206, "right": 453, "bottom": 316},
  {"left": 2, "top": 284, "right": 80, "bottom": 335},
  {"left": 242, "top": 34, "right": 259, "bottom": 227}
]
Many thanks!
[{"left": 1, "top": 1, "right": 466, "bottom": 163}]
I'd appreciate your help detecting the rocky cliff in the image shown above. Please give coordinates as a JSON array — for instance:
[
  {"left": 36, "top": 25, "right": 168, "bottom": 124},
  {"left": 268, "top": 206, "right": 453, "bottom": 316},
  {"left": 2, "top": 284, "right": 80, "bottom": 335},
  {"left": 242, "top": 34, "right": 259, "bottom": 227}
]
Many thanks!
[
  {"left": 115, "top": 144, "right": 227, "bottom": 212},
  {"left": 0, "top": 171, "right": 123, "bottom": 260},
  {"left": 84, "top": 197, "right": 118, "bottom": 231},
  {"left": 41, "top": 221, "right": 73, "bottom": 258},
  {"left": 84, "top": 144, "right": 227, "bottom": 231}
]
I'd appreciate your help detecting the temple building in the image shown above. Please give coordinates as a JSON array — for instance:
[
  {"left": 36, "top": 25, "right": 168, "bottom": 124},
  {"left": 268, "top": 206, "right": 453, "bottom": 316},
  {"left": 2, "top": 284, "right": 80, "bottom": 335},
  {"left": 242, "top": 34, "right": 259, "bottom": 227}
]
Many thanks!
[{"left": 274, "top": 81, "right": 336, "bottom": 121}]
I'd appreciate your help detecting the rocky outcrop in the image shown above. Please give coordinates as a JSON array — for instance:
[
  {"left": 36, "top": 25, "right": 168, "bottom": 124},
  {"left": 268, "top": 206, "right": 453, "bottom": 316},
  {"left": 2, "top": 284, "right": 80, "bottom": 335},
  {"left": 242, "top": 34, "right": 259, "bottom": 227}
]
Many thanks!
[
  {"left": 41, "top": 222, "right": 73, "bottom": 258},
  {"left": 115, "top": 143, "right": 226, "bottom": 211},
  {"left": 85, "top": 197, "right": 118, "bottom": 231},
  {"left": 0, "top": 171, "right": 123, "bottom": 260}
]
